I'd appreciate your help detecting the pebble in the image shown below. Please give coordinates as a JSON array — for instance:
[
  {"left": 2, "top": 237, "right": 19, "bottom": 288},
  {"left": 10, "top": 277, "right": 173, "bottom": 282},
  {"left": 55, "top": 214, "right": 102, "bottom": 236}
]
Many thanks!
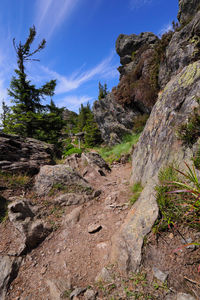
[
  {"left": 88, "top": 223, "right": 102, "bottom": 234},
  {"left": 152, "top": 267, "right": 168, "bottom": 283}
]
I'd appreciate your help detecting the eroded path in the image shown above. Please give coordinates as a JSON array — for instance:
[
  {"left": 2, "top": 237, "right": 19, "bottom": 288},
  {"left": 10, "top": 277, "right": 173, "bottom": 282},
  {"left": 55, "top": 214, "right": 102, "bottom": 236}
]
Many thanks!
[{"left": 5, "top": 162, "right": 132, "bottom": 300}]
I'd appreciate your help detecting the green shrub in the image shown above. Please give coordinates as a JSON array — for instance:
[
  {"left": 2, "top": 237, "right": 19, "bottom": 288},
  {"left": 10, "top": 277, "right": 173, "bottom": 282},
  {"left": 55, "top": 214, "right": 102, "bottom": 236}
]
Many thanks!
[{"left": 62, "top": 147, "right": 82, "bottom": 157}]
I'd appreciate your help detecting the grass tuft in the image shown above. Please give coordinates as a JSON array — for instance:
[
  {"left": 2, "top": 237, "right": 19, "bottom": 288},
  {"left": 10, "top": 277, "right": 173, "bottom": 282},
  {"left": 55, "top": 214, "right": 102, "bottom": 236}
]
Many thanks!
[
  {"left": 97, "top": 133, "right": 140, "bottom": 164},
  {"left": 130, "top": 182, "right": 143, "bottom": 205}
]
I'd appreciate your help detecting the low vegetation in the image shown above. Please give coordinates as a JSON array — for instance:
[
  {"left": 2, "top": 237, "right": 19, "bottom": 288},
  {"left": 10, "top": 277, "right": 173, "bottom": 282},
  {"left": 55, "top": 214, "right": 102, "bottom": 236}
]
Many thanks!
[
  {"left": 177, "top": 103, "right": 200, "bottom": 146},
  {"left": 154, "top": 163, "right": 200, "bottom": 233},
  {"left": 0, "top": 171, "right": 31, "bottom": 189},
  {"left": 129, "top": 182, "right": 143, "bottom": 205},
  {"left": 97, "top": 132, "right": 140, "bottom": 164}
]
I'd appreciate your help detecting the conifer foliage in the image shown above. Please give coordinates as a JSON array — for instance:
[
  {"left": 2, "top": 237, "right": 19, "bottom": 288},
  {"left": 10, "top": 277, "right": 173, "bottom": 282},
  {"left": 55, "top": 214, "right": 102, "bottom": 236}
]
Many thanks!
[
  {"left": 77, "top": 103, "right": 102, "bottom": 147},
  {"left": 4, "top": 26, "right": 62, "bottom": 143}
]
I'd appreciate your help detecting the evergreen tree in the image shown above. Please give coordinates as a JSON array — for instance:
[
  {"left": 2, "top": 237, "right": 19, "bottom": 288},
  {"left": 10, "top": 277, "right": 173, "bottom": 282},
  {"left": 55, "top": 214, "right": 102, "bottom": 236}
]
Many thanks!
[
  {"left": 98, "top": 82, "right": 108, "bottom": 100},
  {"left": 5, "top": 26, "right": 56, "bottom": 137},
  {"left": 0, "top": 100, "right": 10, "bottom": 129},
  {"left": 77, "top": 103, "right": 102, "bottom": 147}
]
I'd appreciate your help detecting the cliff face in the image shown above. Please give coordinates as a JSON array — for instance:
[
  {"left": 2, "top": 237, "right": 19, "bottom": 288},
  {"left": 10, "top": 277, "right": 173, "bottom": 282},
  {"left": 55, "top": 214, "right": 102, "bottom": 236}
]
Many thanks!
[
  {"left": 93, "top": 32, "right": 159, "bottom": 145},
  {"left": 132, "top": 2, "right": 200, "bottom": 184}
]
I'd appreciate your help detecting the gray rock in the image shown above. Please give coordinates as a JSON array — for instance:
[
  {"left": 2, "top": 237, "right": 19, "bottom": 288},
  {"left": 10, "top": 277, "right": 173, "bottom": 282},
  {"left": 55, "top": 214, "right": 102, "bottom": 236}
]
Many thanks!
[
  {"left": 176, "top": 293, "right": 196, "bottom": 300},
  {"left": 159, "top": 10, "right": 200, "bottom": 88},
  {"left": 0, "top": 133, "right": 56, "bottom": 174},
  {"left": 110, "top": 182, "right": 158, "bottom": 274},
  {"left": 70, "top": 287, "right": 86, "bottom": 299},
  {"left": 84, "top": 289, "right": 97, "bottom": 300},
  {"left": 178, "top": 0, "right": 200, "bottom": 24},
  {"left": 34, "top": 164, "right": 92, "bottom": 196},
  {"left": 116, "top": 32, "right": 158, "bottom": 59},
  {"left": 65, "top": 152, "right": 111, "bottom": 177},
  {"left": 63, "top": 206, "right": 82, "bottom": 226},
  {"left": 95, "top": 267, "right": 113, "bottom": 282},
  {"left": 47, "top": 276, "right": 72, "bottom": 300},
  {"left": 132, "top": 61, "right": 200, "bottom": 186},
  {"left": 152, "top": 267, "right": 168, "bottom": 283},
  {"left": 0, "top": 255, "right": 22, "bottom": 300},
  {"left": 8, "top": 199, "right": 51, "bottom": 252},
  {"left": 55, "top": 193, "right": 89, "bottom": 206}
]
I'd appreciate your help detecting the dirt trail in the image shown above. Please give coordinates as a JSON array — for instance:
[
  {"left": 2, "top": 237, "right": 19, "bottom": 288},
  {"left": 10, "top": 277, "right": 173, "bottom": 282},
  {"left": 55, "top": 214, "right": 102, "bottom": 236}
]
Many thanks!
[{"left": 5, "top": 162, "right": 132, "bottom": 300}]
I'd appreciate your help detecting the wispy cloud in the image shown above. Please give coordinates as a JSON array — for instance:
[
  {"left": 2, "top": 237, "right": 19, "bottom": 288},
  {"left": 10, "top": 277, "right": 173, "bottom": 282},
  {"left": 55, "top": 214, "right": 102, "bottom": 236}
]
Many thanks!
[
  {"left": 35, "top": 0, "right": 81, "bottom": 39},
  {"left": 129, "top": 0, "right": 152, "bottom": 9},
  {"left": 158, "top": 23, "right": 173, "bottom": 36},
  {"left": 57, "top": 95, "right": 92, "bottom": 111},
  {"left": 41, "top": 51, "right": 118, "bottom": 94}
]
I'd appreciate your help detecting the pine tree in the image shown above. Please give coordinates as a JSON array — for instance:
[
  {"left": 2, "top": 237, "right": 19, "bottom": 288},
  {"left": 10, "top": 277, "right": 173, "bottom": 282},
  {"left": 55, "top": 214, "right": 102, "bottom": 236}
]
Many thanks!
[
  {"left": 0, "top": 100, "right": 10, "bottom": 129},
  {"left": 77, "top": 103, "right": 102, "bottom": 147},
  {"left": 98, "top": 82, "right": 108, "bottom": 100},
  {"left": 5, "top": 26, "right": 56, "bottom": 137}
]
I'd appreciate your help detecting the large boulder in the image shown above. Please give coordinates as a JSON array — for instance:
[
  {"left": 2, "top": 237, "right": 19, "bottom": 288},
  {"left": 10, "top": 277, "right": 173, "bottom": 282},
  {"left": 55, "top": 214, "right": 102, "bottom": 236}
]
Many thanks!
[
  {"left": 0, "top": 133, "right": 56, "bottom": 174},
  {"left": 8, "top": 199, "right": 51, "bottom": 252},
  {"left": 159, "top": 10, "right": 200, "bottom": 88},
  {"left": 0, "top": 255, "right": 22, "bottom": 300},
  {"left": 177, "top": 0, "right": 200, "bottom": 24},
  {"left": 65, "top": 152, "right": 111, "bottom": 177},
  {"left": 34, "top": 164, "right": 92, "bottom": 196}
]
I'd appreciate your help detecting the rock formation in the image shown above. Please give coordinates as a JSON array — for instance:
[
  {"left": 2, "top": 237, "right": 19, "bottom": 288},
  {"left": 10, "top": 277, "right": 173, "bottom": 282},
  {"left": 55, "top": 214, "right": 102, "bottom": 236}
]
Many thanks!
[
  {"left": 93, "top": 31, "right": 159, "bottom": 145},
  {"left": 0, "top": 133, "right": 56, "bottom": 174},
  {"left": 110, "top": 0, "right": 200, "bottom": 276}
]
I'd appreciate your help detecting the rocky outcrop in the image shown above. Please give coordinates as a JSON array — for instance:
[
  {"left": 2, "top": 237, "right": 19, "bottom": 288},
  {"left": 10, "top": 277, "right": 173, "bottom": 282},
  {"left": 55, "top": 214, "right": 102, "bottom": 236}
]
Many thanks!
[
  {"left": 0, "top": 133, "right": 56, "bottom": 174},
  {"left": 177, "top": 0, "right": 200, "bottom": 24},
  {"left": 132, "top": 61, "right": 200, "bottom": 185},
  {"left": 93, "top": 94, "right": 139, "bottom": 145},
  {"left": 8, "top": 199, "right": 51, "bottom": 252},
  {"left": 111, "top": 61, "right": 200, "bottom": 275},
  {"left": 116, "top": 32, "right": 158, "bottom": 78},
  {"left": 93, "top": 32, "right": 159, "bottom": 145},
  {"left": 34, "top": 164, "right": 92, "bottom": 196},
  {"left": 159, "top": 10, "right": 200, "bottom": 88},
  {"left": 0, "top": 255, "right": 22, "bottom": 300}
]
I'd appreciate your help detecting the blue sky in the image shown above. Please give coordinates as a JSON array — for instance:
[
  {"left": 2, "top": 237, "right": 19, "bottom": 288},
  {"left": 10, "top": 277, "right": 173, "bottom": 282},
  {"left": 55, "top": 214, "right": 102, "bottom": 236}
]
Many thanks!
[{"left": 0, "top": 0, "right": 178, "bottom": 113}]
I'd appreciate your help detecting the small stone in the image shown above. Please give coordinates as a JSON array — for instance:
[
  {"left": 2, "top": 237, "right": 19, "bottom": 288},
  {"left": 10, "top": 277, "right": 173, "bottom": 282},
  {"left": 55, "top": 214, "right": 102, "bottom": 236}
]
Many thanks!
[
  {"left": 152, "top": 267, "right": 168, "bottom": 283},
  {"left": 40, "top": 267, "right": 46, "bottom": 275},
  {"left": 56, "top": 249, "right": 61, "bottom": 254},
  {"left": 95, "top": 267, "right": 112, "bottom": 282},
  {"left": 168, "top": 233, "right": 174, "bottom": 239},
  {"left": 70, "top": 287, "right": 86, "bottom": 299},
  {"left": 84, "top": 289, "right": 97, "bottom": 300},
  {"left": 88, "top": 223, "right": 102, "bottom": 234},
  {"left": 93, "top": 190, "right": 102, "bottom": 198},
  {"left": 176, "top": 293, "right": 196, "bottom": 300},
  {"left": 181, "top": 238, "right": 195, "bottom": 250}
]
